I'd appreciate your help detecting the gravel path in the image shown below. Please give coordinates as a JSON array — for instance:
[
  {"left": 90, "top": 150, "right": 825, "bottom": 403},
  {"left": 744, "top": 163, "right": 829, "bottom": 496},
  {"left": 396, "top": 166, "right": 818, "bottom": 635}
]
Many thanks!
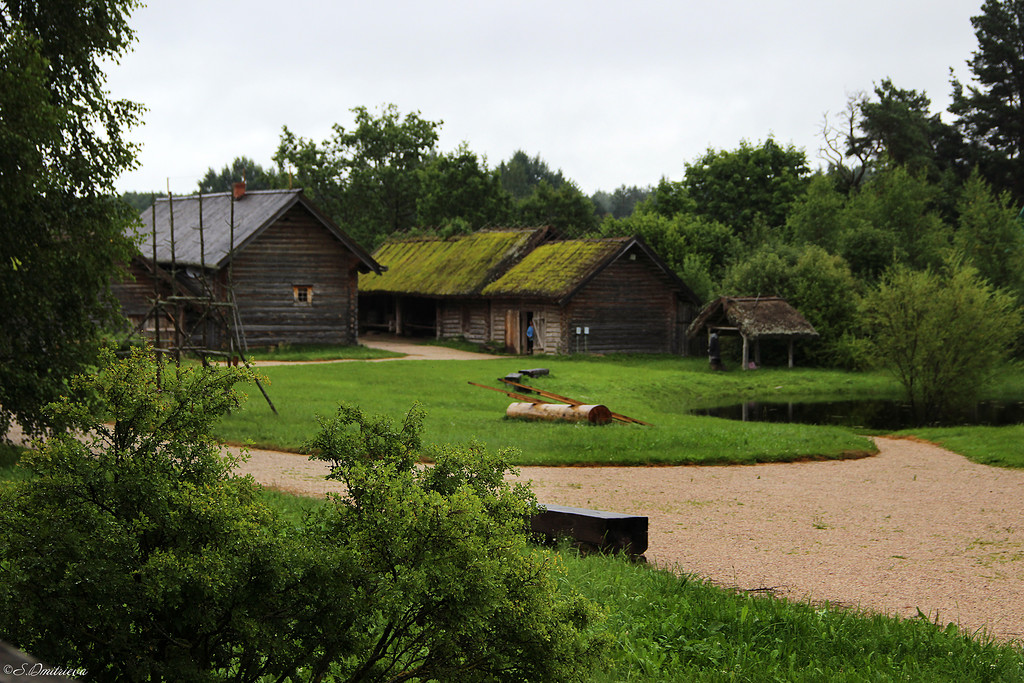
[{"left": 234, "top": 437, "right": 1024, "bottom": 643}]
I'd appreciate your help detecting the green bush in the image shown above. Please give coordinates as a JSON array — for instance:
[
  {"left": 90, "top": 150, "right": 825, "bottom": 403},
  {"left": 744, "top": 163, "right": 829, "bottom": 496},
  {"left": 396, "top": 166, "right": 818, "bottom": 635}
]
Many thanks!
[{"left": 0, "top": 348, "right": 605, "bottom": 681}]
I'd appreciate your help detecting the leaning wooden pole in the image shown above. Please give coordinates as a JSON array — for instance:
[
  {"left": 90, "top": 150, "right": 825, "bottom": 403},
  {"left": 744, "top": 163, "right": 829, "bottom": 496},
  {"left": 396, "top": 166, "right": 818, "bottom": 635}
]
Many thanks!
[{"left": 151, "top": 198, "right": 161, "bottom": 386}]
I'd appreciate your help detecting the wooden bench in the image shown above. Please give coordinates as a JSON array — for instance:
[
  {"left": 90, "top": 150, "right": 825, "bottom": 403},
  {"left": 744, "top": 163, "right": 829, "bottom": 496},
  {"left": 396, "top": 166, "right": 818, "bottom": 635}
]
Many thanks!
[{"left": 530, "top": 503, "right": 648, "bottom": 558}]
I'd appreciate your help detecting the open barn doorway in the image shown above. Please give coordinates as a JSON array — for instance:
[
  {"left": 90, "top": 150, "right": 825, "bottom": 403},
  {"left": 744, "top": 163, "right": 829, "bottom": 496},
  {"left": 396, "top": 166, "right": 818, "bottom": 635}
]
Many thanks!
[{"left": 504, "top": 309, "right": 536, "bottom": 355}]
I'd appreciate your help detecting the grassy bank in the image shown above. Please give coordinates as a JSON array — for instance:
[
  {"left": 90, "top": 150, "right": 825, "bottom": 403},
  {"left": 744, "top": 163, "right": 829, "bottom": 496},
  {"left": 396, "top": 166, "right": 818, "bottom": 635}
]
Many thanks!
[
  {"left": 214, "top": 355, "right": 883, "bottom": 465},
  {"left": 242, "top": 343, "right": 402, "bottom": 362},
  {"left": 565, "top": 551, "right": 1024, "bottom": 681}
]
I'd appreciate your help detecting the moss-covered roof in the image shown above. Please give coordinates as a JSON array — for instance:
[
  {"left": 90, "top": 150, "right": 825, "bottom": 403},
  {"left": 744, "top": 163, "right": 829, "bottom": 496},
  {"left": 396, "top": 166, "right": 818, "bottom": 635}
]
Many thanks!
[
  {"left": 360, "top": 229, "right": 543, "bottom": 296},
  {"left": 481, "top": 239, "right": 627, "bottom": 300}
]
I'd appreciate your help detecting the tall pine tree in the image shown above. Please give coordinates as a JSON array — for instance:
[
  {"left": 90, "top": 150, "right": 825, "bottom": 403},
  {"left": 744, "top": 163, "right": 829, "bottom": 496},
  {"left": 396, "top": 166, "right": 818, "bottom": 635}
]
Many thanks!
[{"left": 950, "top": 0, "right": 1024, "bottom": 202}]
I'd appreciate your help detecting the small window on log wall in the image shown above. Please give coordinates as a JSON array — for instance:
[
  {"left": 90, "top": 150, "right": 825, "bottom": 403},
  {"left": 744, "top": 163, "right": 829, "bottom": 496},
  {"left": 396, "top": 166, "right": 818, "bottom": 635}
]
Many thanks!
[{"left": 293, "top": 285, "right": 313, "bottom": 305}]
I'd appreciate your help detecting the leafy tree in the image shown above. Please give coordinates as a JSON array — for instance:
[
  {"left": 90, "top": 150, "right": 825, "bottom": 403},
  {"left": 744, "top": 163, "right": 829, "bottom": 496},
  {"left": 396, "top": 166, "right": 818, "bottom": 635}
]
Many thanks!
[
  {"left": 591, "top": 184, "right": 652, "bottom": 218},
  {"left": 785, "top": 174, "right": 847, "bottom": 252},
  {"left": 0, "top": 349, "right": 296, "bottom": 681},
  {"left": 954, "top": 169, "right": 1024, "bottom": 296},
  {"left": 275, "top": 104, "right": 442, "bottom": 247},
  {"left": 303, "top": 404, "right": 606, "bottom": 682},
  {"left": 850, "top": 79, "right": 964, "bottom": 183},
  {"left": 637, "top": 177, "right": 698, "bottom": 218},
  {"left": 950, "top": 0, "right": 1024, "bottom": 202},
  {"left": 683, "top": 138, "right": 810, "bottom": 240},
  {"left": 515, "top": 180, "right": 599, "bottom": 238},
  {"left": 838, "top": 165, "right": 951, "bottom": 276},
  {"left": 416, "top": 144, "right": 513, "bottom": 229},
  {"left": 498, "top": 150, "right": 566, "bottom": 199},
  {"left": 0, "top": 0, "right": 143, "bottom": 438},
  {"left": 723, "top": 244, "right": 860, "bottom": 364},
  {"left": 857, "top": 259, "right": 1023, "bottom": 421},
  {"left": 0, "top": 349, "right": 605, "bottom": 681},
  {"left": 197, "top": 155, "right": 285, "bottom": 193},
  {"left": 120, "top": 190, "right": 161, "bottom": 212},
  {"left": 600, "top": 209, "right": 737, "bottom": 288}
]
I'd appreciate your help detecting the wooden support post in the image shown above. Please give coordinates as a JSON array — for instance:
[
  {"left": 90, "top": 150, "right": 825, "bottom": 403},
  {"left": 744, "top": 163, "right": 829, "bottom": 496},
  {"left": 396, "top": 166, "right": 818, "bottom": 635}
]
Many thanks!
[
  {"left": 742, "top": 334, "right": 749, "bottom": 371},
  {"left": 788, "top": 339, "right": 795, "bottom": 368},
  {"left": 755, "top": 339, "right": 761, "bottom": 367}
]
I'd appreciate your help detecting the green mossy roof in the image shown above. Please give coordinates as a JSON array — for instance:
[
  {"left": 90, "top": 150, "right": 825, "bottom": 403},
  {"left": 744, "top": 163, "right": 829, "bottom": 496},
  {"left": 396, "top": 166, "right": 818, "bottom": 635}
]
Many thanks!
[
  {"left": 481, "top": 239, "right": 627, "bottom": 299},
  {"left": 361, "top": 230, "right": 540, "bottom": 296}
]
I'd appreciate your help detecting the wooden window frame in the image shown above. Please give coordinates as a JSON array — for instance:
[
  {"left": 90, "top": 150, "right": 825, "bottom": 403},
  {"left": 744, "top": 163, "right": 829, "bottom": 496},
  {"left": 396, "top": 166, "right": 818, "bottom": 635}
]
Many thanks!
[{"left": 293, "top": 284, "right": 314, "bottom": 305}]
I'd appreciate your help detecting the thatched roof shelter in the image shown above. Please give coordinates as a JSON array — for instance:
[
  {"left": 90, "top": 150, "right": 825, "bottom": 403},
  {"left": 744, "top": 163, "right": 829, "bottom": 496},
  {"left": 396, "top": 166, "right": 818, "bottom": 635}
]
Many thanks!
[{"left": 686, "top": 296, "right": 818, "bottom": 369}]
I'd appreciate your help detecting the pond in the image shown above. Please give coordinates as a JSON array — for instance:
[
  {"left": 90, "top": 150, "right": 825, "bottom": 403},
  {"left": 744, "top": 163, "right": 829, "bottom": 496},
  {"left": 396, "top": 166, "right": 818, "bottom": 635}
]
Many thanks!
[{"left": 690, "top": 399, "right": 1024, "bottom": 430}]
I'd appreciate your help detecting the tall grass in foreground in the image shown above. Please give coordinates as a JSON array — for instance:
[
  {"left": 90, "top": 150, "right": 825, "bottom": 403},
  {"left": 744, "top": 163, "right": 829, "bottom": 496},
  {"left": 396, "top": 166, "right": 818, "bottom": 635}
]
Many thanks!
[{"left": 562, "top": 551, "right": 1024, "bottom": 682}]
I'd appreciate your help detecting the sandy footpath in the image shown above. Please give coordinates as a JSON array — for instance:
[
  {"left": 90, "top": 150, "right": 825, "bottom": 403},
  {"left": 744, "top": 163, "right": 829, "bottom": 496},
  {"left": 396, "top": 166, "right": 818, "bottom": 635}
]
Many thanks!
[{"left": 234, "top": 437, "right": 1024, "bottom": 643}]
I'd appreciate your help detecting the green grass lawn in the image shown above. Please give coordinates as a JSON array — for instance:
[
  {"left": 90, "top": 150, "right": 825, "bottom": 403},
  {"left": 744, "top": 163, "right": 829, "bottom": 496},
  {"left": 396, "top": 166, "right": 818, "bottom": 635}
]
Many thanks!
[
  {"left": 215, "top": 355, "right": 886, "bottom": 465},
  {"left": 241, "top": 342, "right": 403, "bottom": 362}
]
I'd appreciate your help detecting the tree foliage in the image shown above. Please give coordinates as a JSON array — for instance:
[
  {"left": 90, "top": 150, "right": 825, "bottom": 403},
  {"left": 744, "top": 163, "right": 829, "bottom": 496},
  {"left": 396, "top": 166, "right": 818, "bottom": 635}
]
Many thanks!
[
  {"left": 857, "top": 259, "right": 1023, "bottom": 420},
  {"left": 275, "top": 104, "right": 442, "bottom": 247},
  {"left": 416, "top": 144, "right": 513, "bottom": 229},
  {"left": 0, "top": 0, "right": 143, "bottom": 438},
  {"left": 954, "top": 169, "right": 1024, "bottom": 297},
  {"left": 683, "top": 138, "right": 810, "bottom": 239},
  {"left": 723, "top": 244, "right": 860, "bottom": 364},
  {"left": 950, "top": 0, "right": 1024, "bottom": 202},
  {"left": 0, "top": 349, "right": 605, "bottom": 681},
  {"left": 591, "top": 184, "right": 652, "bottom": 218},
  {"left": 498, "top": 150, "right": 567, "bottom": 199},
  {"left": 197, "top": 155, "right": 285, "bottom": 194},
  {"left": 514, "top": 180, "right": 599, "bottom": 238},
  {"left": 850, "top": 79, "right": 964, "bottom": 183}
]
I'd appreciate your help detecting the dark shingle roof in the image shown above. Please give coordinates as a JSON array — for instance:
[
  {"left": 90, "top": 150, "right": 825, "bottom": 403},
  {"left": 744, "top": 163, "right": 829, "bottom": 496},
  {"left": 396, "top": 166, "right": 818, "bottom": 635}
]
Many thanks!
[{"left": 135, "top": 189, "right": 381, "bottom": 273}]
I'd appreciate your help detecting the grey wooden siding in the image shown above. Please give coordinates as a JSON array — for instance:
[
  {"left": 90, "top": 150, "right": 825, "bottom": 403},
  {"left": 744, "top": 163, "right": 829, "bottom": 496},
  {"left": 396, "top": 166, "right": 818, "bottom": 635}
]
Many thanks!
[
  {"left": 439, "top": 300, "right": 491, "bottom": 343},
  {"left": 229, "top": 205, "right": 359, "bottom": 346},
  {"left": 111, "top": 259, "right": 156, "bottom": 319},
  {"left": 564, "top": 256, "right": 678, "bottom": 354}
]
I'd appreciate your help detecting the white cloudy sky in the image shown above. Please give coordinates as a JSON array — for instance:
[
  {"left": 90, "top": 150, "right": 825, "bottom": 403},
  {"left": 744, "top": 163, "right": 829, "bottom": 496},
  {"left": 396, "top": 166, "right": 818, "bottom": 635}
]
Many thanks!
[{"left": 108, "top": 1, "right": 982, "bottom": 195}]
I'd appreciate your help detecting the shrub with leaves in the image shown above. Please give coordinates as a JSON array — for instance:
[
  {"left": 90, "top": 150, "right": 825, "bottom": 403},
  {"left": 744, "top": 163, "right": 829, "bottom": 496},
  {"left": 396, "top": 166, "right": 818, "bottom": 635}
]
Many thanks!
[
  {"left": 0, "top": 348, "right": 605, "bottom": 681},
  {"left": 302, "top": 403, "right": 607, "bottom": 682}
]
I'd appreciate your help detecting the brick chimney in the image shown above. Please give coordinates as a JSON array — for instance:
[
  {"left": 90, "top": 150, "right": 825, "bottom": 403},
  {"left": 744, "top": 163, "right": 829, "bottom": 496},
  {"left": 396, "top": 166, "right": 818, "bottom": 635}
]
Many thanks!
[{"left": 232, "top": 181, "right": 246, "bottom": 199}]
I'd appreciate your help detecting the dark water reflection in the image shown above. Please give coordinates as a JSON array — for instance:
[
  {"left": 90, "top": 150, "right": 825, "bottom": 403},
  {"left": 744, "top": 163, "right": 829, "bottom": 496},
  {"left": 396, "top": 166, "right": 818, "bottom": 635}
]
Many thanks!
[{"left": 690, "top": 399, "right": 1024, "bottom": 430}]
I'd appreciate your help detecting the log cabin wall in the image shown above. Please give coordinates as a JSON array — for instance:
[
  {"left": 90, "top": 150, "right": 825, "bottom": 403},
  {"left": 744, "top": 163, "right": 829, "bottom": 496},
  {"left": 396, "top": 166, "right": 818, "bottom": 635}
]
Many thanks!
[
  {"left": 438, "top": 299, "right": 491, "bottom": 343},
  {"left": 564, "top": 254, "right": 679, "bottom": 354},
  {"left": 110, "top": 258, "right": 157, "bottom": 322},
  {"left": 228, "top": 205, "right": 359, "bottom": 347}
]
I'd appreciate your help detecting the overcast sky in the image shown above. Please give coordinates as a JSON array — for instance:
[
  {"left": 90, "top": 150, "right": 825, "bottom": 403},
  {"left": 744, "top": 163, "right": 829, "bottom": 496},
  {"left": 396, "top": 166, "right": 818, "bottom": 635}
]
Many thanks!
[{"left": 108, "top": 1, "right": 983, "bottom": 196}]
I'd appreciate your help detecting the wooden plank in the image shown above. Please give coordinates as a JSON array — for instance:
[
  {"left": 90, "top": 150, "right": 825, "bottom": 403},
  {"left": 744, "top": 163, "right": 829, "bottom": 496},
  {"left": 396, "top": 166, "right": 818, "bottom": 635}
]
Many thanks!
[{"left": 467, "top": 381, "right": 551, "bottom": 404}]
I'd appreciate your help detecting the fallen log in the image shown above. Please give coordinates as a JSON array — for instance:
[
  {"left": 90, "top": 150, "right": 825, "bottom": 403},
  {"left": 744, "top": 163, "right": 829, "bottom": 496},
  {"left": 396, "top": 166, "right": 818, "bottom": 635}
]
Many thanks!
[
  {"left": 499, "top": 378, "right": 652, "bottom": 426},
  {"left": 506, "top": 402, "right": 613, "bottom": 425}
]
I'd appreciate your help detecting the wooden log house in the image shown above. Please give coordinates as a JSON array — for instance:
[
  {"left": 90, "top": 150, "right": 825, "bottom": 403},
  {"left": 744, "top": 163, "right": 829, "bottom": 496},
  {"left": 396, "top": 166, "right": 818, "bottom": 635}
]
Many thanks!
[
  {"left": 360, "top": 229, "right": 702, "bottom": 355},
  {"left": 113, "top": 183, "right": 382, "bottom": 350}
]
